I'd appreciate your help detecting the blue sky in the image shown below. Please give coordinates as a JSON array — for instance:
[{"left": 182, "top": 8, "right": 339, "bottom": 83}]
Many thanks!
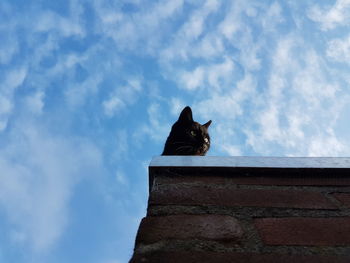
[{"left": 1, "top": 0, "right": 350, "bottom": 262}]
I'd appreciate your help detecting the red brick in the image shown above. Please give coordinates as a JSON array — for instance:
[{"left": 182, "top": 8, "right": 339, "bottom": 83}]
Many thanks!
[
  {"left": 332, "top": 193, "right": 350, "bottom": 208},
  {"left": 150, "top": 186, "right": 338, "bottom": 209},
  {"left": 135, "top": 214, "right": 243, "bottom": 244},
  {"left": 255, "top": 217, "right": 350, "bottom": 246},
  {"left": 155, "top": 175, "right": 350, "bottom": 186},
  {"left": 130, "top": 251, "right": 350, "bottom": 263}
]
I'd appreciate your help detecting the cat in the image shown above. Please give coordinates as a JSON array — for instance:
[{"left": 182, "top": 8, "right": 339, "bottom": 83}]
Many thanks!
[{"left": 162, "top": 106, "right": 212, "bottom": 156}]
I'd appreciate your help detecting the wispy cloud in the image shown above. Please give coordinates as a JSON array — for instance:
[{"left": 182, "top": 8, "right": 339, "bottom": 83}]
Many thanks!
[
  {"left": 0, "top": 34, "right": 18, "bottom": 64},
  {"left": 244, "top": 32, "right": 347, "bottom": 156},
  {"left": 25, "top": 91, "right": 45, "bottom": 115},
  {"left": 308, "top": 0, "right": 350, "bottom": 31},
  {"left": 0, "top": 67, "right": 27, "bottom": 131},
  {"left": 93, "top": 0, "right": 184, "bottom": 52},
  {"left": 34, "top": 11, "right": 85, "bottom": 37},
  {"left": 327, "top": 35, "right": 350, "bottom": 63},
  {"left": 103, "top": 78, "right": 142, "bottom": 117},
  {"left": 144, "top": 1, "right": 350, "bottom": 157},
  {"left": 0, "top": 121, "right": 102, "bottom": 253},
  {"left": 308, "top": 132, "right": 345, "bottom": 156}
]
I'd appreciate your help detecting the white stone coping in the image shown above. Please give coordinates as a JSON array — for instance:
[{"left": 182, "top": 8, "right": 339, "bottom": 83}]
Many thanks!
[{"left": 150, "top": 156, "right": 350, "bottom": 169}]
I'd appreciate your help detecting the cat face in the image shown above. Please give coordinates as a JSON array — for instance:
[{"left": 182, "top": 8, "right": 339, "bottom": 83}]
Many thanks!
[{"left": 162, "top": 106, "right": 212, "bottom": 156}]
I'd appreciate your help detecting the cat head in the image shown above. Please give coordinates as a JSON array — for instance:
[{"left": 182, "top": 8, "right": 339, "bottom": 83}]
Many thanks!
[{"left": 162, "top": 106, "right": 212, "bottom": 156}]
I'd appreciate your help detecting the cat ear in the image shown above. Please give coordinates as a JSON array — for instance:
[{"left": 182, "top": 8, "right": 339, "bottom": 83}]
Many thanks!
[
  {"left": 178, "top": 106, "right": 193, "bottom": 123},
  {"left": 203, "top": 120, "right": 212, "bottom": 129}
]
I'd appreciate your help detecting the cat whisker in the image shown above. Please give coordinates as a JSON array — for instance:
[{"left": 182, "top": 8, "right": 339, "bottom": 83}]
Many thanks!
[{"left": 175, "top": 146, "right": 192, "bottom": 151}]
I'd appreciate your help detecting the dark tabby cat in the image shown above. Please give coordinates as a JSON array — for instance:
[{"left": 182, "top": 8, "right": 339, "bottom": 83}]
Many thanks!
[{"left": 162, "top": 106, "right": 212, "bottom": 156}]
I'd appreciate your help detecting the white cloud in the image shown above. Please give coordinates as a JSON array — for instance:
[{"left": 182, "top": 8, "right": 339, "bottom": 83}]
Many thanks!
[
  {"left": 0, "top": 95, "right": 13, "bottom": 116},
  {"left": 258, "top": 106, "right": 281, "bottom": 141},
  {"left": 243, "top": 32, "right": 348, "bottom": 156},
  {"left": 25, "top": 91, "right": 45, "bottom": 114},
  {"left": 210, "top": 122, "right": 242, "bottom": 156},
  {"left": 93, "top": 0, "right": 184, "bottom": 52},
  {"left": 146, "top": 0, "right": 184, "bottom": 21},
  {"left": 34, "top": 10, "right": 85, "bottom": 37},
  {"left": 271, "top": 35, "right": 299, "bottom": 74},
  {"left": 0, "top": 68, "right": 27, "bottom": 131},
  {"left": 0, "top": 35, "right": 18, "bottom": 65},
  {"left": 103, "top": 97, "right": 125, "bottom": 117},
  {"left": 218, "top": 2, "right": 243, "bottom": 39},
  {"left": 0, "top": 109, "right": 11, "bottom": 132},
  {"left": 179, "top": 67, "right": 205, "bottom": 91},
  {"left": 179, "top": 57, "right": 235, "bottom": 91},
  {"left": 195, "top": 73, "right": 257, "bottom": 121},
  {"left": 308, "top": 133, "right": 345, "bottom": 157},
  {"left": 102, "top": 78, "right": 142, "bottom": 117},
  {"left": 61, "top": 44, "right": 123, "bottom": 109},
  {"left": 66, "top": 73, "right": 103, "bottom": 107},
  {"left": 159, "top": 1, "right": 223, "bottom": 64},
  {"left": 194, "top": 33, "right": 224, "bottom": 59},
  {"left": 139, "top": 103, "right": 169, "bottom": 143},
  {"left": 0, "top": 122, "right": 102, "bottom": 252},
  {"left": 207, "top": 57, "right": 235, "bottom": 90},
  {"left": 221, "top": 144, "right": 242, "bottom": 156},
  {"left": 181, "top": 0, "right": 220, "bottom": 40},
  {"left": 115, "top": 170, "right": 128, "bottom": 186},
  {"left": 0, "top": 3, "right": 20, "bottom": 64},
  {"left": 159, "top": 0, "right": 267, "bottom": 91},
  {"left": 196, "top": 94, "right": 242, "bottom": 121},
  {"left": 261, "top": 2, "right": 284, "bottom": 31},
  {"left": 113, "top": 129, "right": 129, "bottom": 161},
  {"left": 308, "top": 0, "right": 350, "bottom": 30},
  {"left": 327, "top": 35, "right": 350, "bottom": 63},
  {"left": 169, "top": 98, "right": 185, "bottom": 117},
  {"left": 3, "top": 67, "right": 27, "bottom": 93}
]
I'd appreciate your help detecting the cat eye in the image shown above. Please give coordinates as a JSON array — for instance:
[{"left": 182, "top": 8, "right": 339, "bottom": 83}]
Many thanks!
[{"left": 190, "top": 130, "right": 197, "bottom": 136}]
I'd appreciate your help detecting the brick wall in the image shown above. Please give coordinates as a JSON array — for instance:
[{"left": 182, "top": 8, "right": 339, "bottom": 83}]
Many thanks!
[{"left": 130, "top": 157, "right": 350, "bottom": 263}]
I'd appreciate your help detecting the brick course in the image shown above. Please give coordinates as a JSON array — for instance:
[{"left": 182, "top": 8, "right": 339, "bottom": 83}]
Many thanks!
[
  {"left": 255, "top": 217, "right": 350, "bottom": 246},
  {"left": 155, "top": 175, "right": 350, "bottom": 186},
  {"left": 150, "top": 186, "right": 338, "bottom": 209},
  {"left": 135, "top": 214, "right": 243, "bottom": 244},
  {"left": 332, "top": 193, "right": 350, "bottom": 208}
]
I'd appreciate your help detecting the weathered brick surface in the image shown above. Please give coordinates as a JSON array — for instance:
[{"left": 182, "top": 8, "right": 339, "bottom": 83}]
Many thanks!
[
  {"left": 150, "top": 186, "right": 338, "bottom": 209},
  {"left": 132, "top": 159, "right": 350, "bottom": 262},
  {"left": 155, "top": 175, "right": 350, "bottom": 186},
  {"left": 332, "top": 193, "right": 350, "bottom": 208},
  {"left": 130, "top": 251, "right": 350, "bottom": 263},
  {"left": 255, "top": 217, "right": 350, "bottom": 246},
  {"left": 135, "top": 214, "right": 243, "bottom": 244}
]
